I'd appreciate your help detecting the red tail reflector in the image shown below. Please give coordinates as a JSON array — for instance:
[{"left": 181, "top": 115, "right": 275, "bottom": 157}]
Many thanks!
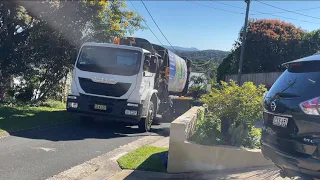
[
  {"left": 299, "top": 97, "right": 320, "bottom": 115},
  {"left": 290, "top": 63, "right": 302, "bottom": 67}
]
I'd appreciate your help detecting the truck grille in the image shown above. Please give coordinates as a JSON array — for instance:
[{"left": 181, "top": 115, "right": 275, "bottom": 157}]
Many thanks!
[
  {"left": 79, "top": 94, "right": 127, "bottom": 114},
  {"left": 78, "top": 77, "right": 131, "bottom": 97}
]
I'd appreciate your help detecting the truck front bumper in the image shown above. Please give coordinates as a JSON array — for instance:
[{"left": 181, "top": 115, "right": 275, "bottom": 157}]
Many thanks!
[{"left": 66, "top": 94, "right": 142, "bottom": 123}]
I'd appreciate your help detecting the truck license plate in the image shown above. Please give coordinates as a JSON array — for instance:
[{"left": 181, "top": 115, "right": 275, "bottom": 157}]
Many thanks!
[
  {"left": 273, "top": 116, "right": 288, "bottom": 128},
  {"left": 94, "top": 104, "right": 107, "bottom": 110}
]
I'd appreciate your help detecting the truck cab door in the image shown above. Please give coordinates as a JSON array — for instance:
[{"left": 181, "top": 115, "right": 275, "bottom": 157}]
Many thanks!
[{"left": 140, "top": 55, "right": 156, "bottom": 98}]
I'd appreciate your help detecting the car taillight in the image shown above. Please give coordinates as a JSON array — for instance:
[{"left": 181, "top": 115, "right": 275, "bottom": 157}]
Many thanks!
[{"left": 299, "top": 97, "right": 320, "bottom": 116}]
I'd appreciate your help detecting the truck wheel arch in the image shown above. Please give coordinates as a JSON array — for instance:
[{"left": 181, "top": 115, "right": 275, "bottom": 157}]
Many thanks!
[{"left": 141, "top": 90, "right": 158, "bottom": 118}]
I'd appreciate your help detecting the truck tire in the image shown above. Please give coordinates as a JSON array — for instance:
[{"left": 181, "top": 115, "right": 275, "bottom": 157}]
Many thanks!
[{"left": 138, "top": 101, "right": 154, "bottom": 132}]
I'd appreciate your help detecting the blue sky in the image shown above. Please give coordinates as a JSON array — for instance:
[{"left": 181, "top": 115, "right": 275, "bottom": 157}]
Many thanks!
[{"left": 127, "top": 1, "right": 320, "bottom": 51}]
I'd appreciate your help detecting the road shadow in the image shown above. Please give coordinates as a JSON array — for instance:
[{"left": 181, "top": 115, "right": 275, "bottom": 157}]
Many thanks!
[
  {"left": 0, "top": 107, "right": 75, "bottom": 132},
  {"left": 1, "top": 108, "right": 169, "bottom": 141}
]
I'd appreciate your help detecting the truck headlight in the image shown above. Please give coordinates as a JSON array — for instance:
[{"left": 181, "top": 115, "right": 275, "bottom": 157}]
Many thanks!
[
  {"left": 127, "top": 103, "right": 138, "bottom": 107},
  {"left": 68, "top": 95, "right": 77, "bottom": 100},
  {"left": 67, "top": 102, "right": 78, "bottom": 108},
  {"left": 125, "top": 110, "right": 138, "bottom": 116}
]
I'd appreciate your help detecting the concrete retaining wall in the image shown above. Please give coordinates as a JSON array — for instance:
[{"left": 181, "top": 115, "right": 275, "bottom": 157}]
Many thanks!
[{"left": 167, "top": 106, "right": 272, "bottom": 173}]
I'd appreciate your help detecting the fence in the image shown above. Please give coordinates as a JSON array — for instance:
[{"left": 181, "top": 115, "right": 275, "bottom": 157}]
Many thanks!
[{"left": 225, "top": 72, "right": 282, "bottom": 88}]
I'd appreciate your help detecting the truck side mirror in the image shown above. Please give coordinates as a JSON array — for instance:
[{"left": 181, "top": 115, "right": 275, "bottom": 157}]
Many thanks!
[
  {"left": 144, "top": 60, "right": 150, "bottom": 71},
  {"left": 71, "top": 49, "right": 78, "bottom": 63},
  {"left": 149, "top": 57, "right": 157, "bottom": 73}
]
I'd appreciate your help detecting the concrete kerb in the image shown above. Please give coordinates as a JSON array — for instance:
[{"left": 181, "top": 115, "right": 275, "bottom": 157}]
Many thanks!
[{"left": 46, "top": 131, "right": 168, "bottom": 180}]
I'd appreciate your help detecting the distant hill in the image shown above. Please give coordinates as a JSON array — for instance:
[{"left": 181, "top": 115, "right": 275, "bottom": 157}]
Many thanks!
[
  {"left": 175, "top": 49, "right": 230, "bottom": 74},
  {"left": 155, "top": 44, "right": 230, "bottom": 74},
  {"left": 162, "top": 45, "right": 199, "bottom": 51},
  {"left": 175, "top": 50, "right": 229, "bottom": 61}
]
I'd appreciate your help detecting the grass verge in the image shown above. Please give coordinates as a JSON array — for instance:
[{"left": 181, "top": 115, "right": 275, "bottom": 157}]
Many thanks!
[
  {"left": 0, "top": 105, "right": 76, "bottom": 132},
  {"left": 117, "top": 146, "right": 168, "bottom": 172}
]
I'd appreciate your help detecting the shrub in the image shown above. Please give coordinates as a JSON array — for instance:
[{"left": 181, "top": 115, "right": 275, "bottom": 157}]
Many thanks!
[
  {"left": 39, "top": 100, "right": 65, "bottom": 109},
  {"left": 188, "top": 85, "right": 207, "bottom": 99},
  {"left": 190, "top": 110, "right": 225, "bottom": 146},
  {"left": 198, "top": 80, "right": 266, "bottom": 148}
]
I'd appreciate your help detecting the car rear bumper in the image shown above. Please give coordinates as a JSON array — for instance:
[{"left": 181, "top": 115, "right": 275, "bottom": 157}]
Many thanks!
[
  {"left": 66, "top": 94, "right": 142, "bottom": 123},
  {"left": 261, "top": 142, "right": 320, "bottom": 178}
]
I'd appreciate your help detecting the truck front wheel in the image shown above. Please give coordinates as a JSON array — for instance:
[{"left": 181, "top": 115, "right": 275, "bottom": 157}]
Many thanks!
[{"left": 138, "top": 101, "right": 154, "bottom": 132}]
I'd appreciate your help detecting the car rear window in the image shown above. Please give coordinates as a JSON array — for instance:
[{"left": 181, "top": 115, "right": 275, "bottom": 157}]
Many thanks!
[{"left": 267, "top": 61, "right": 320, "bottom": 99}]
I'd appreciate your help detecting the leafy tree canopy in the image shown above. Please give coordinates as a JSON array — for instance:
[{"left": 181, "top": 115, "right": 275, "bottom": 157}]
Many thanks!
[
  {"left": 217, "top": 19, "right": 320, "bottom": 82},
  {"left": 0, "top": 0, "right": 144, "bottom": 101}
]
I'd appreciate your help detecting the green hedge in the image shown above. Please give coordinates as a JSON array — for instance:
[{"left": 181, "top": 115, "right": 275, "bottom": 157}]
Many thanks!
[{"left": 190, "top": 81, "right": 265, "bottom": 149}]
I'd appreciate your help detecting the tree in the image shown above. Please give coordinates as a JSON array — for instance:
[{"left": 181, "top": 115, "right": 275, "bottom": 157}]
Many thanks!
[
  {"left": 88, "top": 0, "right": 145, "bottom": 42},
  {"left": 0, "top": 1, "right": 144, "bottom": 101},
  {"left": 188, "top": 74, "right": 207, "bottom": 99},
  {"left": 0, "top": 2, "right": 34, "bottom": 100},
  {"left": 217, "top": 19, "right": 311, "bottom": 82}
]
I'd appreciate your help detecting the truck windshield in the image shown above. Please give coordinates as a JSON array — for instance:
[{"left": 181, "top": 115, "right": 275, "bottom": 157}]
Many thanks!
[{"left": 76, "top": 46, "right": 141, "bottom": 76}]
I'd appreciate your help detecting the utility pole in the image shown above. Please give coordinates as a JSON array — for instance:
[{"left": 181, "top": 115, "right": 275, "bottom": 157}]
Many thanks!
[{"left": 237, "top": 0, "right": 251, "bottom": 85}]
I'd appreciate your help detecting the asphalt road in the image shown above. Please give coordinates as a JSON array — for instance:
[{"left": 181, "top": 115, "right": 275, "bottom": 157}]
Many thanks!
[{"left": 0, "top": 120, "right": 170, "bottom": 180}]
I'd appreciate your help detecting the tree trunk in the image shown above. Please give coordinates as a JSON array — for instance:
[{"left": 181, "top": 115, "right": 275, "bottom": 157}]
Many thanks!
[
  {"left": 221, "top": 117, "right": 230, "bottom": 143},
  {"left": 0, "top": 72, "right": 11, "bottom": 102}
]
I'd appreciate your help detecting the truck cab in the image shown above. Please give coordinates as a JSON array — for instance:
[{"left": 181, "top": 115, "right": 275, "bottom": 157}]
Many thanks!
[{"left": 67, "top": 41, "right": 158, "bottom": 132}]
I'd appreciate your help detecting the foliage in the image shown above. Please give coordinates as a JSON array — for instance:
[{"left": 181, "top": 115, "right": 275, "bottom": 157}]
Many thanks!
[
  {"left": 0, "top": 1, "right": 144, "bottom": 102},
  {"left": 190, "top": 110, "right": 225, "bottom": 146},
  {"left": 198, "top": 81, "right": 266, "bottom": 148},
  {"left": 117, "top": 146, "right": 168, "bottom": 172},
  {"left": 188, "top": 74, "right": 207, "bottom": 99},
  {"left": 217, "top": 19, "right": 319, "bottom": 82},
  {"left": 39, "top": 100, "right": 65, "bottom": 109},
  {"left": 176, "top": 50, "right": 229, "bottom": 79},
  {"left": 0, "top": 105, "right": 75, "bottom": 132},
  {"left": 175, "top": 50, "right": 229, "bottom": 62}
]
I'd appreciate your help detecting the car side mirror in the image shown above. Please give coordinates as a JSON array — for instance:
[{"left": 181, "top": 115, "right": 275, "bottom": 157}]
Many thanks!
[{"left": 71, "top": 48, "right": 78, "bottom": 63}]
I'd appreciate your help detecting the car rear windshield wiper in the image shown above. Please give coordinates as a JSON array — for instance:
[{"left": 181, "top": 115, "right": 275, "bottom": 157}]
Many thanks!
[{"left": 276, "top": 92, "right": 300, "bottom": 98}]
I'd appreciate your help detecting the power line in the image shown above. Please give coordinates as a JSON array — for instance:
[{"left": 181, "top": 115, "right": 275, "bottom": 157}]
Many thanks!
[
  {"left": 255, "top": 0, "right": 320, "bottom": 20},
  {"left": 213, "top": 1, "right": 320, "bottom": 15},
  {"left": 129, "top": 1, "right": 164, "bottom": 46},
  {"left": 140, "top": 0, "right": 176, "bottom": 51},
  {"left": 260, "top": 6, "right": 320, "bottom": 15},
  {"left": 190, "top": 1, "right": 245, "bottom": 15},
  {"left": 212, "top": 1, "right": 244, "bottom": 10},
  {"left": 251, "top": 9, "right": 320, "bottom": 24},
  {"left": 208, "top": 1, "right": 320, "bottom": 24}
]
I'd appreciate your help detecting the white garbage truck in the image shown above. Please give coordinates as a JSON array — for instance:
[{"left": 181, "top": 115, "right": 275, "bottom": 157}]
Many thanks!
[{"left": 66, "top": 37, "right": 192, "bottom": 132}]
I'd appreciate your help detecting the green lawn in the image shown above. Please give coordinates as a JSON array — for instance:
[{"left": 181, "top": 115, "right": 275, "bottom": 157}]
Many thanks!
[
  {"left": 117, "top": 146, "right": 168, "bottom": 172},
  {"left": 0, "top": 105, "right": 76, "bottom": 132}
]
